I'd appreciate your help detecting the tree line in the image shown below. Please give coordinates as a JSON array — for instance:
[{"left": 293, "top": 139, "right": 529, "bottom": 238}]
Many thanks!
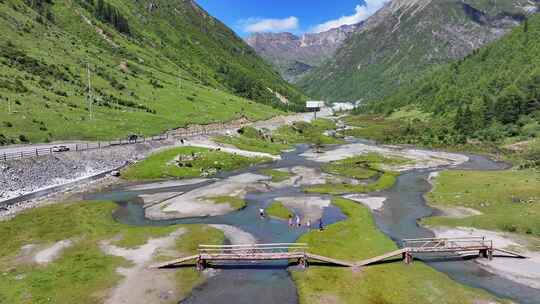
[{"left": 360, "top": 14, "right": 540, "bottom": 145}]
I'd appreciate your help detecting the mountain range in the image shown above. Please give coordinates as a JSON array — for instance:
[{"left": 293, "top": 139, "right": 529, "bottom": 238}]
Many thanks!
[
  {"left": 246, "top": 23, "right": 361, "bottom": 82},
  {"left": 249, "top": 0, "right": 538, "bottom": 102}
]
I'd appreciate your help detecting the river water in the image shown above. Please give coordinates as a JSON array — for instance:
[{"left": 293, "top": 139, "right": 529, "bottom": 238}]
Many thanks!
[{"left": 83, "top": 141, "right": 540, "bottom": 304}]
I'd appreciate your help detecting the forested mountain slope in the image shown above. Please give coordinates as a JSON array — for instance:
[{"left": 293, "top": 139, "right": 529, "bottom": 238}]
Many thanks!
[
  {"left": 299, "top": 0, "right": 536, "bottom": 102},
  {"left": 363, "top": 12, "right": 540, "bottom": 145},
  {"left": 0, "top": 0, "right": 304, "bottom": 144}
]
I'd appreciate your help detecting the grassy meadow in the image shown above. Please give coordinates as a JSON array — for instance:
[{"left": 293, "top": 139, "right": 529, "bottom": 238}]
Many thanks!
[
  {"left": 121, "top": 146, "right": 270, "bottom": 181},
  {"left": 259, "top": 169, "right": 291, "bottom": 182},
  {"left": 305, "top": 153, "right": 406, "bottom": 195},
  {"left": 424, "top": 169, "right": 540, "bottom": 237},
  {"left": 214, "top": 119, "right": 344, "bottom": 155},
  {"left": 0, "top": 201, "right": 224, "bottom": 303},
  {"left": 266, "top": 201, "right": 291, "bottom": 220},
  {"left": 292, "top": 198, "right": 505, "bottom": 304},
  {"left": 0, "top": 0, "right": 301, "bottom": 145}
]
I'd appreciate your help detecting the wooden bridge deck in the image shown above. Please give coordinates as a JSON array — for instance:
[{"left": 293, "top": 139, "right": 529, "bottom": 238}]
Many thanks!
[
  {"left": 151, "top": 237, "right": 528, "bottom": 270},
  {"left": 355, "top": 249, "right": 407, "bottom": 267},
  {"left": 305, "top": 253, "right": 355, "bottom": 267}
]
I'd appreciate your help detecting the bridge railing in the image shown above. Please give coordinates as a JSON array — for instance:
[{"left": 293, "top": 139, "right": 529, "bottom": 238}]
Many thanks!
[
  {"left": 403, "top": 237, "right": 493, "bottom": 252},
  {"left": 198, "top": 243, "right": 308, "bottom": 256}
]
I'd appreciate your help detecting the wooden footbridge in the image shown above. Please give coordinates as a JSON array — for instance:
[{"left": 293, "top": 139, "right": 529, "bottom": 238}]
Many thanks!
[{"left": 151, "top": 237, "right": 527, "bottom": 271}]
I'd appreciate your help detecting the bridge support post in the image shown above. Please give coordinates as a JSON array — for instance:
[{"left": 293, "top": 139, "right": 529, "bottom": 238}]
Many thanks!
[
  {"left": 298, "top": 256, "right": 308, "bottom": 269},
  {"left": 479, "top": 249, "right": 488, "bottom": 259},
  {"left": 196, "top": 258, "right": 206, "bottom": 271},
  {"left": 403, "top": 252, "right": 413, "bottom": 265}
]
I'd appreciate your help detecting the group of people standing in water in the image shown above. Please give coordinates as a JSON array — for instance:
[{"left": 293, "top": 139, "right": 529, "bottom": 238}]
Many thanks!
[{"left": 258, "top": 207, "right": 324, "bottom": 231}]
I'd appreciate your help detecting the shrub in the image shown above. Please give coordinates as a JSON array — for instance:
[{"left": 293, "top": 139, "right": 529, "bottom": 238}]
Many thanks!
[{"left": 19, "top": 134, "right": 29, "bottom": 142}]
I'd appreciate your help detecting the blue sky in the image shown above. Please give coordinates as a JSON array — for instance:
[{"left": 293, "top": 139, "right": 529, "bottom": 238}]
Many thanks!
[{"left": 196, "top": 0, "right": 389, "bottom": 36}]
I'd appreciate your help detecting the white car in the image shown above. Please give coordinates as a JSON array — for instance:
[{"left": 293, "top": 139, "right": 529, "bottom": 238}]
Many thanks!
[{"left": 52, "top": 145, "right": 70, "bottom": 152}]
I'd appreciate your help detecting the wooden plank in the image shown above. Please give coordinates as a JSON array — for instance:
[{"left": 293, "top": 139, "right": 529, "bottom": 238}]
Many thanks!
[
  {"left": 200, "top": 253, "right": 305, "bottom": 260},
  {"left": 200, "top": 247, "right": 306, "bottom": 252},
  {"left": 494, "top": 248, "right": 528, "bottom": 258},
  {"left": 306, "top": 253, "right": 355, "bottom": 267},
  {"left": 199, "top": 243, "right": 308, "bottom": 248},
  {"left": 149, "top": 255, "right": 199, "bottom": 269},
  {"left": 355, "top": 249, "right": 407, "bottom": 267},
  {"left": 403, "top": 237, "right": 485, "bottom": 242},
  {"left": 409, "top": 246, "right": 489, "bottom": 253}
]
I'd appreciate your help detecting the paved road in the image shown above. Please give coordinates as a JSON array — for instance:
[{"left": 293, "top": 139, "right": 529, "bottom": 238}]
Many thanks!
[{"left": 0, "top": 108, "right": 335, "bottom": 157}]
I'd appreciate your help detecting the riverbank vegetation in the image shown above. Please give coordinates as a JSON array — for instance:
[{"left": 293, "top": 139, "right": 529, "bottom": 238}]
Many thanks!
[
  {"left": 305, "top": 172, "right": 398, "bottom": 195},
  {"left": 0, "top": 201, "right": 224, "bottom": 303},
  {"left": 207, "top": 196, "right": 247, "bottom": 211},
  {"left": 214, "top": 126, "right": 290, "bottom": 155},
  {"left": 266, "top": 201, "right": 291, "bottom": 219},
  {"left": 424, "top": 170, "right": 540, "bottom": 238},
  {"left": 259, "top": 169, "right": 291, "bottom": 182},
  {"left": 342, "top": 113, "right": 540, "bottom": 168},
  {"left": 122, "top": 146, "right": 270, "bottom": 181},
  {"left": 305, "top": 153, "right": 405, "bottom": 195},
  {"left": 351, "top": 15, "right": 540, "bottom": 160},
  {"left": 292, "top": 198, "right": 501, "bottom": 304},
  {"left": 321, "top": 153, "right": 408, "bottom": 179},
  {"left": 214, "top": 119, "right": 343, "bottom": 155},
  {"left": 274, "top": 119, "right": 343, "bottom": 146}
]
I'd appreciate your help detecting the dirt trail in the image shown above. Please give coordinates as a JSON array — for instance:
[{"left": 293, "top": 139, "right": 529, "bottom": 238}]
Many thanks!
[{"left": 101, "top": 229, "right": 187, "bottom": 304}]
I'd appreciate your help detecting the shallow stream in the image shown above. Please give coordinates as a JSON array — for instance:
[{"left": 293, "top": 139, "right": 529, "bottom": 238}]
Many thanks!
[{"left": 84, "top": 141, "right": 540, "bottom": 303}]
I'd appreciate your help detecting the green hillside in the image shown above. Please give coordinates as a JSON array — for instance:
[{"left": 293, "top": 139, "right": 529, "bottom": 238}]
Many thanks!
[
  {"left": 0, "top": 0, "right": 305, "bottom": 144},
  {"left": 298, "top": 0, "right": 533, "bottom": 102},
  {"left": 361, "top": 12, "right": 540, "bottom": 146}
]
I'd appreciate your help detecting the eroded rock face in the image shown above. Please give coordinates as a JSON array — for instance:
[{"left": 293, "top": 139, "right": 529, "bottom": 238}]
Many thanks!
[{"left": 245, "top": 23, "right": 363, "bottom": 82}]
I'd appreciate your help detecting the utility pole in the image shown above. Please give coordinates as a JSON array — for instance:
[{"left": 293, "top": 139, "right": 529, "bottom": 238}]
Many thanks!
[{"left": 87, "top": 62, "right": 93, "bottom": 120}]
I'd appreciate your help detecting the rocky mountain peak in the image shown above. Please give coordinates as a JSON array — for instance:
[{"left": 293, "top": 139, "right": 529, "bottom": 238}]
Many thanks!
[
  {"left": 298, "top": 0, "right": 538, "bottom": 102},
  {"left": 246, "top": 23, "right": 363, "bottom": 82}
]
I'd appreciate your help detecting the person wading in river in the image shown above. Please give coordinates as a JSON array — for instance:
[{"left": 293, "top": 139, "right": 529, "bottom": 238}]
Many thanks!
[
  {"left": 296, "top": 214, "right": 301, "bottom": 227},
  {"left": 319, "top": 218, "right": 324, "bottom": 231},
  {"left": 259, "top": 208, "right": 265, "bottom": 219}
]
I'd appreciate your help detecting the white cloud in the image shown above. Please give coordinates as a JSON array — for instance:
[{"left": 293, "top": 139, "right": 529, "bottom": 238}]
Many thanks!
[
  {"left": 240, "top": 16, "right": 299, "bottom": 33},
  {"left": 311, "top": 0, "right": 390, "bottom": 33}
]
